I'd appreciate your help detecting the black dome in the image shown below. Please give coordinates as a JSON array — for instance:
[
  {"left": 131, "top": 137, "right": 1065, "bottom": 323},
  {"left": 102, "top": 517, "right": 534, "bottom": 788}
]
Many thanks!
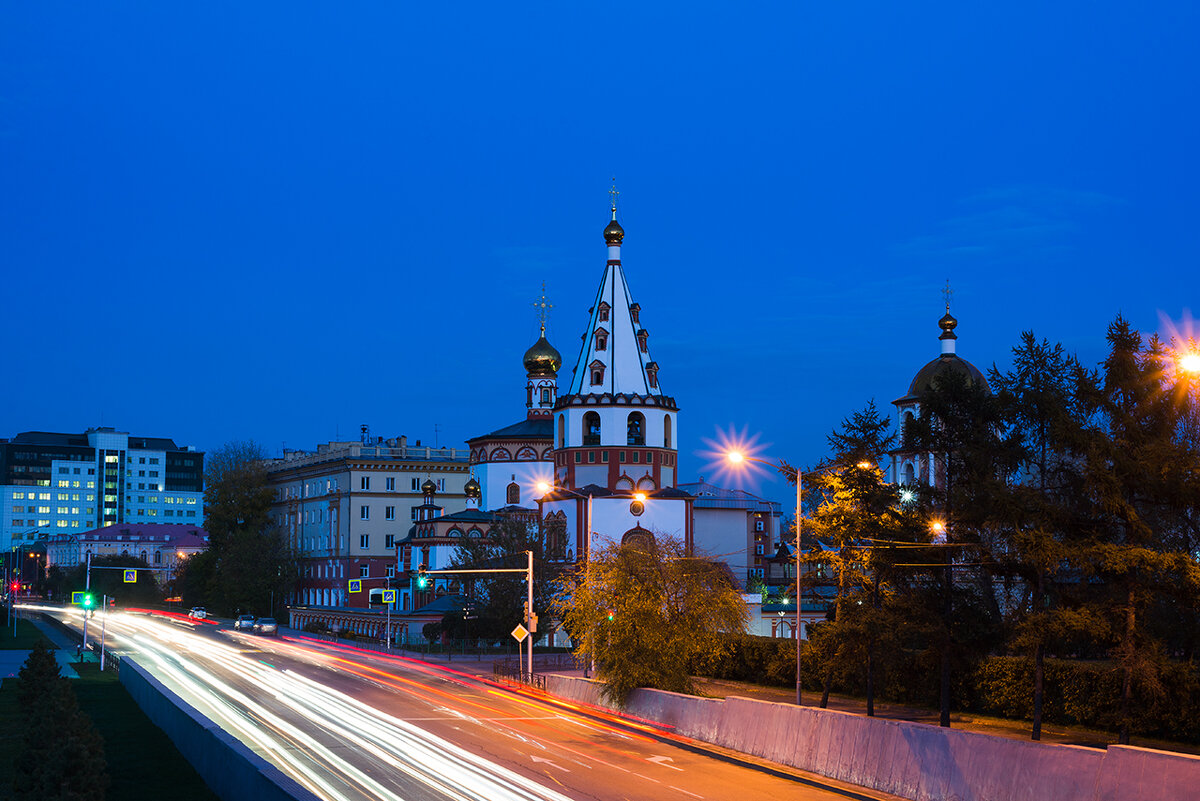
[
  {"left": 603, "top": 218, "right": 624, "bottom": 245},
  {"left": 906, "top": 354, "right": 989, "bottom": 399}
]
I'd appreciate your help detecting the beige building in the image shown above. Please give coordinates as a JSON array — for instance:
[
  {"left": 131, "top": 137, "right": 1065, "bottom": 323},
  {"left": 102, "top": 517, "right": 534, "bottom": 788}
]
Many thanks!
[{"left": 265, "top": 433, "right": 471, "bottom": 609}]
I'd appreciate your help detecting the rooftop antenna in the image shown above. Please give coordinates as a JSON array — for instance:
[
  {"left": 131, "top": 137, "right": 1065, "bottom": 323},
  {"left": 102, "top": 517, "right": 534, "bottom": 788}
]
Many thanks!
[{"left": 434, "top": 423, "right": 440, "bottom": 448}]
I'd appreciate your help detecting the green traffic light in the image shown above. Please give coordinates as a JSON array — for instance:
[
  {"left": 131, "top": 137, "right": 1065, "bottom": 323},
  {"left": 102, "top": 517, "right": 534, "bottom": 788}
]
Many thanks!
[
  {"left": 82, "top": 593, "right": 94, "bottom": 609},
  {"left": 416, "top": 576, "right": 428, "bottom": 589}
]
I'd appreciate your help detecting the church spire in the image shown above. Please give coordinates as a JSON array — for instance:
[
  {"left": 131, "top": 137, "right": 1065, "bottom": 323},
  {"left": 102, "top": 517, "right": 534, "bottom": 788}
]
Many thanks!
[{"left": 939, "top": 278, "right": 958, "bottom": 355}]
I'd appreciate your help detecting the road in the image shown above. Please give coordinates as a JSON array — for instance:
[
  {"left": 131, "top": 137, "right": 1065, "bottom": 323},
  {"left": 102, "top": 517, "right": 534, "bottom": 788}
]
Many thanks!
[{"left": 31, "top": 604, "right": 882, "bottom": 801}]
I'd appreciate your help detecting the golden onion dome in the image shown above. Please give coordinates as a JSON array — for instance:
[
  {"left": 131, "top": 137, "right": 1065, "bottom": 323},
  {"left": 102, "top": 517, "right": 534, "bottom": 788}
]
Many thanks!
[
  {"left": 464, "top": 478, "right": 481, "bottom": 499},
  {"left": 523, "top": 334, "right": 562, "bottom": 376},
  {"left": 421, "top": 479, "right": 437, "bottom": 495},
  {"left": 939, "top": 311, "right": 958, "bottom": 338},
  {"left": 603, "top": 218, "right": 625, "bottom": 245}
]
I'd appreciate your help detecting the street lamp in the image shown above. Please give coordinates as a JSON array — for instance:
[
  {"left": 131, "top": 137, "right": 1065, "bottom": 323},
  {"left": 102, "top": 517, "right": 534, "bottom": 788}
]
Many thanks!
[
  {"left": 726, "top": 450, "right": 804, "bottom": 706},
  {"left": 536, "top": 481, "right": 596, "bottom": 676}
]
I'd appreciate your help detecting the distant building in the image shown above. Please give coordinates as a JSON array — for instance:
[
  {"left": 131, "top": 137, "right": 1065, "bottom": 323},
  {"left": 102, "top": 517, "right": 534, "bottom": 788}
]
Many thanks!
[
  {"left": 265, "top": 432, "right": 471, "bottom": 609},
  {"left": 0, "top": 427, "right": 204, "bottom": 552},
  {"left": 677, "top": 479, "right": 782, "bottom": 591},
  {"left": 45, "top": 522, "right": 209, "bottom": 574}
]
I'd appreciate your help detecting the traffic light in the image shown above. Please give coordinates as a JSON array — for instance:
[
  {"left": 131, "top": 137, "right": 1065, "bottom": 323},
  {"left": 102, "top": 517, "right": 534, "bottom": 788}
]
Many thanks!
[
  {"left": 606, "top": 609, "right": 615, "bottom": 621},
  {"left": 416, "top": 564, "right": 428, "bottom": 589},
  {"left": 82, "top": 593, "right": 95, "bottom": 610},
  {"left": 9, "top": 581, "right": 17, "bottom": 594}
]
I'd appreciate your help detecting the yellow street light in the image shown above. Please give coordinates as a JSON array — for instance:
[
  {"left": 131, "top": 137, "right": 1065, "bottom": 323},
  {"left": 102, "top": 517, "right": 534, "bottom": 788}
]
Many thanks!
[
  {"left": 1180, "top": 351, "right": 1200, "bottom": 375},
  {"left": 725, "top": 448, "right": 804, "bottom": 707}
]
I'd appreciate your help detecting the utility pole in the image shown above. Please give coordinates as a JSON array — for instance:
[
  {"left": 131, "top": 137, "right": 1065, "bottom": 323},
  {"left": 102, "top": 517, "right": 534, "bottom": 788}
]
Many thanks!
[{"left": 81, "top": 552, "right": 92, "bottom": 654}]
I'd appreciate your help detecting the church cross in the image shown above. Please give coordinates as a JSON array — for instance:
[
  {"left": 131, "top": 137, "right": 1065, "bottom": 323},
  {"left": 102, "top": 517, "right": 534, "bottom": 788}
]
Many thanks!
[
  {"left": 533, "top": 282, "right": 553, "bottom": 335},
  {"left": 943, "top": 279, "right": 954, "bottom": 311}
]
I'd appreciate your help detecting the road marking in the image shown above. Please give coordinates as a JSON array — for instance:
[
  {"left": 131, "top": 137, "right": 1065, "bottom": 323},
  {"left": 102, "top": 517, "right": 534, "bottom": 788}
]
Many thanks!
[
  {"left": 669, "top": 785, "right": 703, "bottom": 798},
  {"left": 531, "top": 755, "right": 569, "bottom": 772},
  {"left": 648, "top": 755, "right": 683, "bottom": 771}
]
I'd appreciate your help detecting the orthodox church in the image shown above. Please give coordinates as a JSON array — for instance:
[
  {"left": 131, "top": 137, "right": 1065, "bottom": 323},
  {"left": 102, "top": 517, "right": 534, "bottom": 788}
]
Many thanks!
[
  {"left": 888, "top": 293, "right": 990, "bottom": 491},
  {"left": 537, "top": 193, "right": 695, "bottom": 557}
]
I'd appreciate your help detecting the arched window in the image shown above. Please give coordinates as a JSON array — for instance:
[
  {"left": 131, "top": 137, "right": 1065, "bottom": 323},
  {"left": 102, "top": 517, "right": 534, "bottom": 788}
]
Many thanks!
[
  {"left": 663, "top": 414, "right": 672, "bottom": 448},
  {"left": 491, "top": 447, "right": 511, "bottom": 461},
  {"left": 614, "top": 476, "right": 634, "bottom": 491},
  {"left": 595, "top": 327, "right": 609, "bottom": 351},
  {"left": 902, "top": 463, "right": 916, "bottom": 485},
  {"left": 589, "top": 360, "right": 605, "bottom": 386},
  {"left": 507, "top": 482, "right": 520, "bottom": 505},
  {"left": 541, "top": 388, "right": 551, "bottom": 402},
  {"left": 583, "top": 412, "right": 602, "bottom": 446},
  {"left": 902, "top": 411, "right": 915, "bottom": 446},
  {"left": 516, "top": 447, "right": 537, "bottom": 460},
  {"left": 627, "top": 412, "right": 645, "bottom": 446},
  {"left": 621, "top": 525, "right": 653, "bottom": 550},
  {"left": 558, "top": 415, "right": 566, "bottom": 448},
  {"left": 468, "top": 528, "right": 483, "bottom": 538},
  {"left": 637, "top": 476, "right": 657, "bottom": 491}
]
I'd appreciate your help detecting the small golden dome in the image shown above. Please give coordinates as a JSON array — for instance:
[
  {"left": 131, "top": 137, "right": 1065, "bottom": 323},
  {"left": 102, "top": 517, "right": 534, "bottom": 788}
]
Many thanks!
[
  {"left": 523, "top": 335, "right": 562, "bottom": 376},
  {"left": 421, "top": 479, "right": 437, "bottom": 494},
  {"left": 603, "top": 218, "right": 624, "bottom": 245},
  {"left": 464, "top": 478, "right": 481, "bottom": 499}
]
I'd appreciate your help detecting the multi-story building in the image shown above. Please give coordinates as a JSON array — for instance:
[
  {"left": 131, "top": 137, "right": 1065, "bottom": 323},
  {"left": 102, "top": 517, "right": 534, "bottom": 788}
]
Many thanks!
[
  {"left": 677, "top": 479, "right": 782, "bottom": 590},
  {"left": 0, "top": 428, "right": 204, "bottom": 552},
  {"left": 265, "top": 432, "right": 471, "bottom": 609}
]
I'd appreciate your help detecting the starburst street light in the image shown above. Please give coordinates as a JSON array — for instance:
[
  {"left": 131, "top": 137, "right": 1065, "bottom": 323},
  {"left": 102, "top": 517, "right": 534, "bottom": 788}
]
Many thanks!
[{"left": 723, "top": 448, "right": 804, "bottom": 707}]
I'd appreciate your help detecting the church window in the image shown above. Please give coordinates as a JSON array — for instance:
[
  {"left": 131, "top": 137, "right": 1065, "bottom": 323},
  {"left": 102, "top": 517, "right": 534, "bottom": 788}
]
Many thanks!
[
  {"left": 627, "top": 412, "right": 645, "bottom": 446},
  {"left": 506, "top": 482, "right": 520, "bottom": 505},
  {"left": 541, "top": 388, "right": 551, "bottom": 403},
  {"left": 575, "top": 452, "right": 582, "bottom": 463},
  {"left": 637, "top": 477, "right": 656, "bottom": 491},
  {"left": 902, "top": 463, "right": 915, "bottom": 485},
  {"left": 619, "top": 450, "right": 626, "bottom": 462},
  {"left": 516, "top": 447, "right": 537, "bottom": 460},
  {"left": 631, "top": 451, "right": 640, "bottom": 463},
  {"left": 615, "top": 476, "right": 634, "bottom": 491},
  {"left": 583, "top": 412, "right": 601, "bottom": 446},
  {"left": 629, "top": 303, "right": 640, "bottom": 325},
  {"left": 646, "top": 362, "right": 659, "bottom": 389},
  {"left": 595, "top": 328, "right": 609, "bottom": 351},
  {"left": 589, "top": 359, "right": 605, "bottom": 386},
  {"left": 902, "top": 411, "right": 915, "bottom": 446},
  {"left": 597, "top": 302, "right": 610, "bottom": 322},
  {"left": 636, "top": 329, "right": 649, "bottom": 353},
  {"left": 557, "top": 415, "right": 566, "bottom": 448},
  {"left": 602, "top": 451, "right": 609, "bottom": 462},
  {"left": 664, "top": 415, "right": 672, "bottom": 448},
  {"left": 490, "top": 447, "right": 511, "bottom": 461}
]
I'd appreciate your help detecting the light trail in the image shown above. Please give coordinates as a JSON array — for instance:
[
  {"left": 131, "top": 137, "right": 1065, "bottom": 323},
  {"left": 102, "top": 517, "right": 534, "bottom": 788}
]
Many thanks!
[{"left": 26, "top": 605, "right": 578, "bottom": 801}]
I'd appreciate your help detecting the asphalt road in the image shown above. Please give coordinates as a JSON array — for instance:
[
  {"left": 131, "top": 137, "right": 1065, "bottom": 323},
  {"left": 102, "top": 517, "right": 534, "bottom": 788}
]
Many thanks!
[{"left": 35, "top": 605, "right": 887, "bottom": 801}]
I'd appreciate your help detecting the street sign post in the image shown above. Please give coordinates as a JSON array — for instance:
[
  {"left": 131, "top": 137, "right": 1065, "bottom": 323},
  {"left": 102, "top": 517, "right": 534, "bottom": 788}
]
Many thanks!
[
  {"left": 511, "top": 624, "right": 529, "bottom": 642},
  {"left": 347, "top": 579, "right": 362, "bottom": 593}
]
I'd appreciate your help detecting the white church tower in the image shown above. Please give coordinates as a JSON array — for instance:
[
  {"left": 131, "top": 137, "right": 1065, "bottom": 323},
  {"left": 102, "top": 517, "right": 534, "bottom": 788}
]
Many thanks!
[{"left": 541, "top": 186, "right": 693, "bottom": 560}]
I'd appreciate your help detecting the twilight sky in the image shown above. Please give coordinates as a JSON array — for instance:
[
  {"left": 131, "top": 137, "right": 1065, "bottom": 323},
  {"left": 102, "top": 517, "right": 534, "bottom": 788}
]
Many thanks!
[{"left": 2, "top": 3, "right": 1197, "bottom": 507}]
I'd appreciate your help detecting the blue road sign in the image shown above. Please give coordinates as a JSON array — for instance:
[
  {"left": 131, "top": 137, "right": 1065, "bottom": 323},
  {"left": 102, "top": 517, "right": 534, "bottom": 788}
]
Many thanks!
[
  {"left": 381, "top": 589, "right": 396, "bottom": 604},
  {"left": 72, "top": 591, "right": 85, "bottom": 605},
  {"left": 348, "top": 579, "right": 362, "bottom": 593},
  {"left": 123, "top": 569, "right": 137, "bottom": 583}
]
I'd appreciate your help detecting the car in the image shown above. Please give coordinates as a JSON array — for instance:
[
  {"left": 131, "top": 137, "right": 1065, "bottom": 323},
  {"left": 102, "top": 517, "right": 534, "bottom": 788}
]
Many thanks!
[
  {"left": 234, "top": 615, "right": 256, "bottom": 630},
  {"left": 252, "top": 617, "right": 278, "bottom": 636},
  {"left": 188, "top": 607, "right": 207, "bottom": 620}
]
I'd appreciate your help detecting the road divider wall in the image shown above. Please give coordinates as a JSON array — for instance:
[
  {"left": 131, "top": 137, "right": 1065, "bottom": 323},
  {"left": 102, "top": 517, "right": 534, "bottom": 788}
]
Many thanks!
[
  {"left": 120, "top": 658, "right": 322, "bottom": 801},
  {"left": 542, "top": 674, "right": 1199, "bottom": 801}
]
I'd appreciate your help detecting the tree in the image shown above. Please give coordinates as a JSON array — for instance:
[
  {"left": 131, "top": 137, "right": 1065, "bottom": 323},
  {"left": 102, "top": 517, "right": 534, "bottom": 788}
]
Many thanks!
[
  {"left": 551, "top": 535, "right": 748, "bottom": 705},
  {"left": 448, "top": 514, "right": 563, "bottom": 643},
  {"left": 13, "top": 641, "right": 109, "bottom": 800},
  {"left": 906, "top": 367, "right": 1016, "bottom": 727},
  {"left": 202, "top": 441, "right": 294, "bottom": 616},
  {"left": 1074, "top": 317, "right": 1200, "bottom": 744}
]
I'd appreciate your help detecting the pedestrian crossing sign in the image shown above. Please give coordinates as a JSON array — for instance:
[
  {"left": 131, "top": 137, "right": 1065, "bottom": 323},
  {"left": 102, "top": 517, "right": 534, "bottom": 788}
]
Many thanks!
[
  {"left": 348, "top": 579, "right": 362, "bottom": 593},
  {"left": 123, "top": 569, "right": 137, "bottom": 583},
  {"left": 381, "top": 589, "right": 396, "bottom": 604}
]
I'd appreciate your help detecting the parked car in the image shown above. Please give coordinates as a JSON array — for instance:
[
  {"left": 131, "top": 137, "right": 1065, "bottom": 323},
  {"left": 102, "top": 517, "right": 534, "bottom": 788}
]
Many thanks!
[
  {"left": 188, "top": 607, "right": 207, "bottom": 620},
  {"left": 253, "top": 617, "right": 278, "bottom": 636},
  {"left": 234, "top": 615, "right": 256, "bottom": 630}
]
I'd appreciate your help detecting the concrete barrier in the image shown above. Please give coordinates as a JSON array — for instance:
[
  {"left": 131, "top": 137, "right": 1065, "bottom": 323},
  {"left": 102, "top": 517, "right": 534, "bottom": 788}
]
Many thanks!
[
  {"left": 120, "top": 658, "right": 322, "bottom": 801},
  {"left": 541, "top": 673, "right": 1200, "bottom": 801}
]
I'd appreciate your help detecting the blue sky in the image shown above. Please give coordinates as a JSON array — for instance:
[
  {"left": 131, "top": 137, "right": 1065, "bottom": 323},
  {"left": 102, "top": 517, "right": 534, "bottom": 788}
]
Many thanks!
[{"left": 3, "top": 3, "right": 1197, "bottom": 506}]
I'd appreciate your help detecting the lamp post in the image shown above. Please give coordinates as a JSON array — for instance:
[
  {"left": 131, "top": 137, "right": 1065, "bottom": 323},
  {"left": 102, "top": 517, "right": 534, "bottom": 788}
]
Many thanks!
[{"left": 727, "top": 451, "right": 803, "bottom": 706}]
